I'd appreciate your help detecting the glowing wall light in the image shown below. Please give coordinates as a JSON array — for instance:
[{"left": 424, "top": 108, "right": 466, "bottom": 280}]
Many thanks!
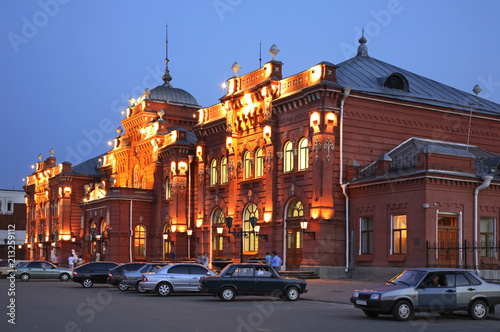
[{"left": 264, "top": 212, "right": 272, "bottom": 223}]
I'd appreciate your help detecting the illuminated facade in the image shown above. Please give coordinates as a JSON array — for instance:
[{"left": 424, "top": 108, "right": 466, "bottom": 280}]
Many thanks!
[{"left": 24, "top": 33, "right": 500, "bottom": 277}]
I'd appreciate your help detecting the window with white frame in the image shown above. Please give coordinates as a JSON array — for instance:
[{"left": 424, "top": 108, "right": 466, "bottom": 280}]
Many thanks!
[
  {"left": 255, "top": 148, "right": 264, "bottom": 178},
  {"left": 360, "top": 217, "right": 373, "bottom": 254},
  {"left": 165, "top": 177, "right": 171, "bottom": 199},
  {"left": 392, "top": 215, "right": 407, "bottom": 254},
  {"left": 134, "top": 224, "right": 146, "bottom": 257},
  {"left": 298, "top": 138, "right": 309, "bottom": 171},
  {"left": 210, "top": 159, "right": 218, "bottom": 186},
  {"left": 243, "top": 151, "right": 252, "bottom": 179},
  {"left": 283, "top": 141, "right": 293, "bottom": 173},
  {"left": 480, "top": 218, "right": 496, "bottom": 258},
  {"left": 221, "top": 157, "right": 228, "bottom": 184}
]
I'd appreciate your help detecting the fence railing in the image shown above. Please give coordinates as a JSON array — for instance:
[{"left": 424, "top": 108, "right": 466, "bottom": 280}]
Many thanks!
[{"left": 426, "top": 240, "right": 500, "bottom": 270}]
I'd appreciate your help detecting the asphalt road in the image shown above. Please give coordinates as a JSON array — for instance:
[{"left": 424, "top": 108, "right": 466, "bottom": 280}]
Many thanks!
[{"left": 1, "top": 277, "right": 500, "bottom": 332}]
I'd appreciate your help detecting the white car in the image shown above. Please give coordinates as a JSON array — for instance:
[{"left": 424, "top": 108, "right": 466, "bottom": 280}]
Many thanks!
[{"left": 139, "top": 263, "right": 216, "bottom": 296}]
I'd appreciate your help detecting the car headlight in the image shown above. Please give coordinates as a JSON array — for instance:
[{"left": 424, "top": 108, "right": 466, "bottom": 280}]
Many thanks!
[
  {"left": 352, "top": 291, "right": 359, "bottom": 298},
  {"left": 370, "top": 293, "right": 381, "bottom": 301}
]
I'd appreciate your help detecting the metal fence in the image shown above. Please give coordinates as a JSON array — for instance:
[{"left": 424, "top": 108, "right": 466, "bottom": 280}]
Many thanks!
[{"left": 426, "top": 240, "right": 500, "bottom": 270}]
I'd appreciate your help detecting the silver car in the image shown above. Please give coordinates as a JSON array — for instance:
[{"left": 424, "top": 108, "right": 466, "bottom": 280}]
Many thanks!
[
  {"left": 14, "top": 260, "right": 73, "bottom": 282},
  {"left": 139, "top": 263, "right": 216, "bottom": 296},
  {"left": 351, "top": 268, "right": 500, "bottom": 321},
  {"left": 121, "top": 263, "right": 168, "bottom": 292}
]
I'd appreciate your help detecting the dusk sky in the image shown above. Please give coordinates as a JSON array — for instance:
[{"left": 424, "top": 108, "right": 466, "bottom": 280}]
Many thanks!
[{"left": 1, "top": 0, "right": 500, "bottom": 190}]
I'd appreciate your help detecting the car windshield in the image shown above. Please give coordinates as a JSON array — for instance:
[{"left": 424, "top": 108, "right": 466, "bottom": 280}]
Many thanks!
[{"left": 388, "top": 270, "right": 426, "bottom": 286}]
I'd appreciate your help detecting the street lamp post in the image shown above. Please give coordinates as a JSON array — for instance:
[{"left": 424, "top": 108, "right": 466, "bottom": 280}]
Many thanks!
[{"left": 225, "top": 216, "right": 259, "bottom": 263}]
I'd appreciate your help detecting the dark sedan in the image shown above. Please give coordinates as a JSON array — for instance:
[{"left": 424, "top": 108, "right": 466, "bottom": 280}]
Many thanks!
[
  {"left": 199, "top": 263, "right": 307, "bottom": 301},
  {"left": 107, "top": 263, "right": 147, "bottom": 290},
  {"left": 73, "top": 262, "right": 119, "bottom": 288},
  {"left": 350, "top": 268, "right": 500, "bottom": 321}
]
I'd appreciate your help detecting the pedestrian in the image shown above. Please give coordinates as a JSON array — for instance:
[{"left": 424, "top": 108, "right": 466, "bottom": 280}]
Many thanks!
[
  {"left": 170, "top": 250, "right": 175, "bottom": 263},
  {"left": 68, "top": 253, "right": 75, "bottom": 270},
  {"left": 51, "top": 249, "right": 59, "bottom": 266},
  {"left": 265, "top": 252, "right": 272, "bottom": 265},
  {"left": 270, "top": 251, "right": 282, "bottom": 272},
  {"left": 95, "top": 252, "right": 100, "bottom": 262},
  {"left": 200, "top": 251, "right": 209, "bottom": 267},
  {"left": 71, "top": 249, "right": 78, "bottom": 267}
]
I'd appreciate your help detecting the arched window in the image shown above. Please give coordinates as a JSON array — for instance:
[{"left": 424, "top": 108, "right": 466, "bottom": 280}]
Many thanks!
[
  {"left": 298, "top": 138, "right": 309, "bottom": 171},
  {"left": 243, "top": 203, "right": 259, "bottom": 252},
  {"left": 384, "top": 73, "right": 409, "bottom": 92},
  {"left": 134, "top": 224, "right": 146, "bottom": 257},
  {"left": 287, "top": 199, "right": 304, "bottom": 218},
  {"left": 210, "top": 159, "right": 218, "bottom": 186},
  {"left": 165, "top": 177, "right": 172, "bottom": 199},
  {"left": 243, "top": 151, "right": 252, "bottom": 179},
  {"left": 133, "top": 165, "right": 139, "bottom": 188},
  {"left": 221, "top": 157, "right": 228, "bottom": 184},
  {"left": 212, "top": 209, "right": 225, "bottom": 257},
  {"left": 141, "top": 176, "right": 146, "bottom": 189},
  {"left": 283, "top": 141, "right": 294, "bottom": 173},
  {"left": 255, "top": 148, "right": 264, "bottom": 177}
]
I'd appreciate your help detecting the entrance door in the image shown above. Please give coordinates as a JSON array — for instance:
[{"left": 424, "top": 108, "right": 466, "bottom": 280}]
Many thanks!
[
  {"left": 438, "top": 215, "right": 459, "bottom": 267},
  {"left": 286, "top": 228, "right": 303, "bottom": 270}
]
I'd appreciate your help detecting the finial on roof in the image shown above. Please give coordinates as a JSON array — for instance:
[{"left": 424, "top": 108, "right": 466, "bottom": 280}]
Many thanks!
[
  {"left": 162, "top": 24, "right": 173, "bottom": 87},
  {"left": 231, "top": 62, "right": 241, "bottom": 78},
  {"left": 357, "top": 29, "right": 368, "bottom": 57},
  {"left": 269, "top": 44, "right": 279, "bottom": 61},
  {"left": 49, "top": 148, "right": 55, "bottom": 157},
  {"left": 473, "top": 84, "right": 482, "bottom": 96}
]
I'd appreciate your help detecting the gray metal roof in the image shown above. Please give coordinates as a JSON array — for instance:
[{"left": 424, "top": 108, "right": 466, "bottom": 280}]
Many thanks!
[
  {"left": 353, "top": 137, "right": 500, "bottom": 183},
  {"left": 335, "top": 54, "right": 500, "bottom": 116},
  {"left": 71, "top": 154, "right": 105, "bottom": 176},
  {"left": 137, "top": 83, "right": 199, "bottom": 107}
]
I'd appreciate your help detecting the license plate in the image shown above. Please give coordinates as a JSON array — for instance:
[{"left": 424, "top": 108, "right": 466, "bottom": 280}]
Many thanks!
[{"left": 356, "top": 300, "right": 367, "bottom": 306}]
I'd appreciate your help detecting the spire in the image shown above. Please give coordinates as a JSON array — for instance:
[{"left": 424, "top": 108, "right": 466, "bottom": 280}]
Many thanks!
[
  {"left": 357, "top": 29, "right": 368, "bottom": 57},
  {"left": 162, "top": 24, "right": 173, "bottom": 87}
]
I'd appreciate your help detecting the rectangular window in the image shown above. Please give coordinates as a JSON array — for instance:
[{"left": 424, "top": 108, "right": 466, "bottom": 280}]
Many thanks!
[
  {"left": 221, "top": 158, "right": 228, "bottom": 184},
  {"left": 361, "top": 217, "right": 373, "bottom": 254},
  {"left": 255, "top": 149, "right": 264, "bottom": 178},
  {"left": 480, "top": 218, "right": 495, "bottom": 258},
  {"left": 392, "top": 215, "right": 407, "bottom": 254}
]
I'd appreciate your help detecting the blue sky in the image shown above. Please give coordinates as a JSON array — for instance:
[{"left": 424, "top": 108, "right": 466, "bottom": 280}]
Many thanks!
[{"left": 1, "top": 0, "right": 500, "bottom": 190}]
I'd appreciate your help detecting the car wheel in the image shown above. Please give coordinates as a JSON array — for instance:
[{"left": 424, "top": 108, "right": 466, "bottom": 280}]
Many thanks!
[
  {"left": 118, "top": 281, "right": 129, "bottom": 291},
  {"left": 136, "top": 281, "right": 147, "bottom": 293},
  {"left": 392, "top": 300, "right": 414, "bottom": 321},
  {"left": 59, "top": 273, "right": 70, "bottom": 281},
  {"left": 469, "top": 299, "right": 487, "bottom": 320},
  {"left": 157, "top": 282, "right": 172, "bottom": 296},
  {"left": 363, "top": 310, "right": 379, "bottom": 318},
  {"left": 285, "top": 286, "right": 300, "bottom": 301},
  {"left": 219, "top": 287, "right": 236, "bottom": 301},
  {"left": 82, "top": 278, "right": 93, "bottom": 288},
  {"left": 20, "top": 273, "right": 30, "bottom": 282}
]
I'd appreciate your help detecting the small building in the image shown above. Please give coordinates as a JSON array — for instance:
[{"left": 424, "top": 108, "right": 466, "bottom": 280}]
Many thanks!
[{"left": 0, "top": 189, "right": 26, "bottom": 259}]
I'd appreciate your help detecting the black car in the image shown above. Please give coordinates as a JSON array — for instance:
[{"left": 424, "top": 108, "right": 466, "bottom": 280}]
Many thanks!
[
  {"left": 73, "top": 262, "right": 119, "bottom": 288},
  {"left": 107, "top": 263, "right": 147, "bottom": 290},
  {"left": 199, "top": 263, "right": 307, "bottom": 301}
]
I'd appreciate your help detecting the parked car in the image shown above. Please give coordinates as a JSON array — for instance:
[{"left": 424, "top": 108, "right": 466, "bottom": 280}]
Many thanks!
[
  {"left": 72, "top": 262, "right": 119, "bottom": 288},
  {"left": 199, "top": 263, "right": 308, "bottom": 301},
  {"left": 14, "top": 260, "right": 73, "bottom": 282},
  {"left": 107, "top": 263, "right": 147, "bottom": 290},
  {"left": 121, "top": 263, "right": 168, "bottom": 292},
  {"left": 350, "top": 268, "right": 500, "bottom": 321},
  {"left": 139, "top": 263, "right": 216, "bottom": 296},
  {"left": 0, "top": 259, "right": 12, "bottom": 276}
]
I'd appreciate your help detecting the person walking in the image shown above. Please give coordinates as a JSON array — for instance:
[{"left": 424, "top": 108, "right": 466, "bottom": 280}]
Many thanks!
[
  {"left": 200, "top": 251, "right": 209, "bottom": 267},
  {"left": 68, "top": 254, "right": 75, "bottom": 270},
  {"left": 270, "top": 251, "right": 282, "bottom": 272},
  {"left": 265, "top": 252, "right": 272, "bottom": 265}
]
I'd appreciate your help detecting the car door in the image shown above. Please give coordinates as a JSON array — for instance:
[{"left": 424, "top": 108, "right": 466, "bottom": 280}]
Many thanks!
[
  {"left": 254, "top": 266, "right": 283, "bottom": 295},
  {"left": 456, "top": 272, "right": 477, "bottom": 309},
  {"left": 417, "top": 272, "right": 457, "bottom": 310},
  {"left": 41, "top": 262, "right": 59, "bottom": 279},
  {"left": 25, "top": 262, "right": 43, "bottom": 279},
  {"left": 166, "top": 265, "right": 191, "bottom": 291},
  {"left": 188, "top": 265, "right": 213, "bottom": 290},
  {"left": 231, "top": 266, "right": 255, "bottom": 293}
]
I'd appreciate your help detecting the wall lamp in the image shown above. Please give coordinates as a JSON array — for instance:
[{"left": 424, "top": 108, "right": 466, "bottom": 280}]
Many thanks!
[{"left": 300, "top": 219, "right": 316, "bottom": 239}]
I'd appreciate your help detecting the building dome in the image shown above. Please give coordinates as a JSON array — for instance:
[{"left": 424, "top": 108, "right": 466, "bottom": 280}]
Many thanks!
[{"left": 137, "top": 83, "right": 199, "bottom": 106}]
